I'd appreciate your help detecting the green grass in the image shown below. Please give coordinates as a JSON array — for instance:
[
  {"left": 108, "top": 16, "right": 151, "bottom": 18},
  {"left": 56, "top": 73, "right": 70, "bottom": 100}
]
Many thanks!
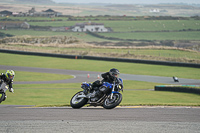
[
  {"left": 0, "top": 53, "right": 200, "bottom": 106},
  {"left": 0, "top": 70, "right": 73, "bottom": 81},
  {"left": 27, "top": 20, "right": 200, "bottom": 32},
  {"left": 122, "top": 90, "right": 200, "bottom": 106},
  {"left": 1, "top": 53, "right": 200, "bottom": 79},
  {"left": 1, "top": 19, "right": 200, "bottom": 41},
  {"left": 2, "top": 29, "right": 200, "bottom": 41},
  {"left": 99, "top": 31, "right": 200, "bottom": 40},
  {"left": 12, "top": 80, "right": 161, "bottom": 90},
  {"left": 2, "top": 81, "right": 199, "bottom": 106},
  {"left": 3, "top": 44, "right": 200, "bottom": 60},
  {"left": 1, "top": 30, "right": 108, "bottom": 42},
  {"left": 102, "top": 20, "right": 200, "bottom": 32}
]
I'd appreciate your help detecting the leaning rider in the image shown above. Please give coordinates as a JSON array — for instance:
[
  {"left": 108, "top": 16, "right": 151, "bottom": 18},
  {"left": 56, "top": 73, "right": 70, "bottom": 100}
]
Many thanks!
[
  {"left": 0, "top": 70, "right": 15, "bottom": 93},
  {"left": 91, "top": 68, "right": 123, "bottom": 100}
]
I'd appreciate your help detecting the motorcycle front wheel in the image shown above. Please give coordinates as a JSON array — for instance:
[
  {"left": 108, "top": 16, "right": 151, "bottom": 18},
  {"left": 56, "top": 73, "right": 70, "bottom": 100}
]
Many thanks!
[
  {"left": 0, "top": 92, "right": 6, "bottom": 103},
  {"left": 70, "top": 91, "right": 88, "bottom": 109},
  {"left": 103, "top": 93, "right": 122, "bottom": 109}
]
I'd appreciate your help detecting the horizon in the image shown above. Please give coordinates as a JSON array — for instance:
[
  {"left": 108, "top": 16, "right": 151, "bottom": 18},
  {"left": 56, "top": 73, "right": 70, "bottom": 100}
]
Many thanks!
[{"left": 52, "top": 0, "right": 200, "bottom": 4}]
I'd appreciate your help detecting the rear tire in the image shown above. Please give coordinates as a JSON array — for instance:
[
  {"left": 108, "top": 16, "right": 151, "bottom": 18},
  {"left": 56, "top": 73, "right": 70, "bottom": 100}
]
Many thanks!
[
  {"left": 70, "top": 91, "right": 88, "bottom": 109},
  {"left": 103, "top": 93, "right": 122, "bottom": 109}
]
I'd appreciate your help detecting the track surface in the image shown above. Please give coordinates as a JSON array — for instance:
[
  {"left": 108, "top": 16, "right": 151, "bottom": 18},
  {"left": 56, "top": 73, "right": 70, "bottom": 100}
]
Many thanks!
[
  {"left": 0, "top": 105, "right": 200, "bottom": 133},
  {"left": 0, "top": 65, "right": 200, "bottom": 132}
]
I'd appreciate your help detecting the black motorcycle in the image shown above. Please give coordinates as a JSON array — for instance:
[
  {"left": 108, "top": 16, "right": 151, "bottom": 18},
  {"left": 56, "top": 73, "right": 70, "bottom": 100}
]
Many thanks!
[{"left": 70, "top": 78, "right": 123, "bottom": 109}]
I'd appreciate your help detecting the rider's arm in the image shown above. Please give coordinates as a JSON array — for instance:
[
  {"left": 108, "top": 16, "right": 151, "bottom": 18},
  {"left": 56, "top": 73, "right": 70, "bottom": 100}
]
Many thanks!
[
  {"left": 8, "top": 80, "right": 14, "bottom": 92},
  {"left": 8, "top": 79, "right": 13, "bottom": 88},
  {"left": 101, "top": 72, "right": 109, "bottom": 79}
]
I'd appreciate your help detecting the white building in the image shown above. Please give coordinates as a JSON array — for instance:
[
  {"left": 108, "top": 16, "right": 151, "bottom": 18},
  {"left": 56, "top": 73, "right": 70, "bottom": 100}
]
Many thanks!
[
  {"left": 71, "top": 22, "right": 108, "bottom": 32},
  {"left": 149, "top": 9, "right": 160, "bottom": 13}
]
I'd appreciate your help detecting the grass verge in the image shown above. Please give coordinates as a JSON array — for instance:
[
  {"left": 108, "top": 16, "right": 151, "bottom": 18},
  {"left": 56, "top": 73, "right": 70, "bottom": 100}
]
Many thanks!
[
  {"left": 0, "top": 53, "right": 199, "bottom": 107},
  {"left": 1, "top": 81, "right": 199, "bottom": 106}
]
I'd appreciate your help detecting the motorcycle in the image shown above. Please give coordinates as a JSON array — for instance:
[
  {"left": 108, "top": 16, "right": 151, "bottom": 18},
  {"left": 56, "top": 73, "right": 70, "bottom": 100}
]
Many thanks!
[
  {"left": 0, "top": 83, "right": 12, "bottom": 103},
  {"left": 70, "top": 78, "right": 123, "bottom": 109}
]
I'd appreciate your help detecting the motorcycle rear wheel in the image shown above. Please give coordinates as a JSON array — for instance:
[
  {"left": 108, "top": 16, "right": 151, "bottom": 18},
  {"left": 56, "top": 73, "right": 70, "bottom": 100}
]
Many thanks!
[
  {"left": 70, "top": 91, "right": 88, "bottom": 109},
  {"left": 103, "top": 93, "right": 122, "bottom": 109}
]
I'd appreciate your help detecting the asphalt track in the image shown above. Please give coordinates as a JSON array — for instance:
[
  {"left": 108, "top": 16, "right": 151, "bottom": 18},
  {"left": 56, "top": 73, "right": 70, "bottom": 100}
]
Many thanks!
[
  {"left": 0, "top": 105, "right": 200, "bottom": 133},
  {"left": 0, "top": 65, "right": 200, "bottom": 132}
]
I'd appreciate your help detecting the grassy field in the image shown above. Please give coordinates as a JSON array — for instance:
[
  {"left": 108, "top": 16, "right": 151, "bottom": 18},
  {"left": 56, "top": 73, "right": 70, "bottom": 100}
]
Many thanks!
[
  {"left": 2, "top": 29, "right": 200, "bottom": 41},
  {"left": 3, "top": 83, "right": 200, "bottom": 106},
  {"left": 1, "top": 30, "right": 107, "bottom": 42},
  {"left": 1, "top": 19, "right": 200, "bottom": 41},
  {"left": 0, "top": 53, "right": 200, "bottom": 106},
  {"left": 1, "top": 17, "right": 200, "bottom": 64},
  {"left": 99, "top": 31, "right": 200, "bottom": 41},
  {"left": 26, "top": 20, "right": 200, "bottom": 32},
  {"left": 1, "top": 42, "right": 200, "bottom": 61},
  {"left": 0, "top": 16, "right": 200, "bottom": 106},
  {"left": 1, "top": 53, "right": 200, "bottom": 79}
]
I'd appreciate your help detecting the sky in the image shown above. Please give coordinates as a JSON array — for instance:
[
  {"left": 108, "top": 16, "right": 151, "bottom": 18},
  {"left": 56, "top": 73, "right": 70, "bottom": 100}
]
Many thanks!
[{"left": 52, "top": 0, "right": 200, "bottom": 4}]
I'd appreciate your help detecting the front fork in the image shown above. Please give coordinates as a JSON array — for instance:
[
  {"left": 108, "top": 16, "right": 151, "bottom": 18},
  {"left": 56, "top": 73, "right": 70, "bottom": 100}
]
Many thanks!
[{"left": 110, "top": 81, "right": 115, "bottom": 99}]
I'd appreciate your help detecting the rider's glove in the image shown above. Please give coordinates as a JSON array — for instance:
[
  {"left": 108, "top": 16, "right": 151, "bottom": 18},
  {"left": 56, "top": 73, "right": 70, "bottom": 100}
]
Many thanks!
[{"left": 9, "top": 88, "right": 14, "bottom": 93}]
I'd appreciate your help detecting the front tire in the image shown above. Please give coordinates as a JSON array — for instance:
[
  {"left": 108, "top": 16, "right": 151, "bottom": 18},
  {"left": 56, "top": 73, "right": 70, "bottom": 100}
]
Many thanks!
[
  {"left": 70, "top": 91, "right": 88, "bottom": 109},
  {"left": 103, "top": 93, "right": 122, "bottom": 109},
  {"left": 0, "top": 93, "right": 6, "bottom": 104}
]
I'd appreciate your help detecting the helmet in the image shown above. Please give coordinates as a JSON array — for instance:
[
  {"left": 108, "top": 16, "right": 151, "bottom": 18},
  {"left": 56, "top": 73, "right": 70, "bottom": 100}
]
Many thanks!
[
  {"left": 109, "top": 68, "right": 120, "bottom": 78},
  {"left": 5, "top": 70, "right": 15, "bottom": 80}
]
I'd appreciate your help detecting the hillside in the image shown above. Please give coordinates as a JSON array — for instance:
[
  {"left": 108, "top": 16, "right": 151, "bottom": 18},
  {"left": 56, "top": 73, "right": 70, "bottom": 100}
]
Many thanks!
[
  {"left": 0, "top": 0, "right": 55, "bottom": 4},
  {"left": 0, "top": 0, "right": 200, "bottom": 16}
]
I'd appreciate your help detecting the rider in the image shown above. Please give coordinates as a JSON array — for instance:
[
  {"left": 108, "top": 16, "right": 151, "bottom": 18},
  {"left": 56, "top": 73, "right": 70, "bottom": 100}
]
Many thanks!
[
  {"left": 91, "top": 68, "right": 123, "bottom": 100},
  {"left": 0, "top": 70, "right": 15, "bottom": 93},
  {"left": 101, "top": 68, "right": 120, "bottom": 84}
]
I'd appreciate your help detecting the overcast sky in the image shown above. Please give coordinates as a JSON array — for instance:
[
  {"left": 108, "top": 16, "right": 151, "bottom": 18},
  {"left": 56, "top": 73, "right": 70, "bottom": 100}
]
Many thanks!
[{"left": 52, "top": 0, "right": 200, "bottom": 4}]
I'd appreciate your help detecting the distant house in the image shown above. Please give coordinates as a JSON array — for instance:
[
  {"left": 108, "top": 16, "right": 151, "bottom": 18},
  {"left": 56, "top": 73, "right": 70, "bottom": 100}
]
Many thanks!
[
  {"left": 0, "top": 10, "right": 13, "bottom": 17},
  {"left": 42, "top": 9, "right": 62, "bottom": 17},
  {"left": 0, "top": 21, "right": 30, "bottom": 29},
  {"left": 71, "top": 22, "right": 109, "bottom": 32},
  {"left": 12, "top": 12, "right": 19, "bottom": 16},
  {"left": 149, "top": 9, "right": 160, "bottom": 13}
]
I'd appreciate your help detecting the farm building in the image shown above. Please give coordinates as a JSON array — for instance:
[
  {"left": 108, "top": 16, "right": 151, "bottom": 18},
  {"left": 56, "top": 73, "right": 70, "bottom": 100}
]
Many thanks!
[
  {"left": 30, "top": 8, "right": 62, "bottom": 17},
  {"left": 41, "top": 9, "right": 62, "bottom": 17},
  {"left": 0, "top": 10, "right": 13, "bottom": 17},
  {"left": 71, "top": 22, "right": 109, "bottom": 32},
  {"left": 149, "top": 9, "right": 160, "bottom": 13},
  {"left": 0, "top": 21, "right": 30, "bottom": 29}
]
